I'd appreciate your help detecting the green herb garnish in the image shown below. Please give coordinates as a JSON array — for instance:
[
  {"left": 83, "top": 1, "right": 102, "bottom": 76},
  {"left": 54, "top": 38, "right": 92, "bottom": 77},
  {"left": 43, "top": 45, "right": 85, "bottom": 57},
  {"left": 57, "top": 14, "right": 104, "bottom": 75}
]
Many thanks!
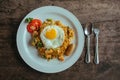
[
  {"left": 25, "top": 17, "right": 33, "bottom": 23},
  {"left": 46, "top": 18, "right": 52, "bottom": 21},
  {"left": 36, "top": 42, "right": 43, "bottom": 48}
]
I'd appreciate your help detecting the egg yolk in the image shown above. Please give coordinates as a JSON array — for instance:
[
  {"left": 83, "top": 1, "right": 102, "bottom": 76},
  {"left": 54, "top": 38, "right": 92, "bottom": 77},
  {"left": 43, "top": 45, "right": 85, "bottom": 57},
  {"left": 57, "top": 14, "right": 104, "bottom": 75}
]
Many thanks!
[{"left": 45, "top": 29, "right": 57, "bottom": 39}]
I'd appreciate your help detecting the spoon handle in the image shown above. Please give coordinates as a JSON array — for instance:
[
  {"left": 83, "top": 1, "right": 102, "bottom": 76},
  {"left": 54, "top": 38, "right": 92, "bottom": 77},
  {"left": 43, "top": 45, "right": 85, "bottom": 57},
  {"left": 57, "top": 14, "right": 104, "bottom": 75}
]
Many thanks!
[
  {"left": 94, "top": 35, "right": 99, "bottom": 64},
  {"left": 85, "top": 36, "right": 90, "bottom": 63}
]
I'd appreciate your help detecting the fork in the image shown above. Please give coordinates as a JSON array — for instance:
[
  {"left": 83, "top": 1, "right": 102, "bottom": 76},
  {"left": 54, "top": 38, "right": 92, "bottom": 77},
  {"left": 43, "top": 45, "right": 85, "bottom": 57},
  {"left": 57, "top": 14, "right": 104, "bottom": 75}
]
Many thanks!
[{"left": 92, "top": 24, "right": 100, "bottom": 64}]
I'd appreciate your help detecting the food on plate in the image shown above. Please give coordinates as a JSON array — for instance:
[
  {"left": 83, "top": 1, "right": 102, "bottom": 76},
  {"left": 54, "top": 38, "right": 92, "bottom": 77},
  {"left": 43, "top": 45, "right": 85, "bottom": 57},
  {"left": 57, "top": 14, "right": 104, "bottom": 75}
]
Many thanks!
[
  {"left": 25, "top": 18, "right": 42, "bottom": 33},
  {"left": 25, "top": 18, "right": 74, "bottom": 61},
  {"left": 40, "top": 25, "right": 65, "bottom": 49},
  {"left": 25, "top": 17, "right": 33, "bottom": 23},
  {"left": 64, "top": 44, "right": 75, "bottom": 56}
]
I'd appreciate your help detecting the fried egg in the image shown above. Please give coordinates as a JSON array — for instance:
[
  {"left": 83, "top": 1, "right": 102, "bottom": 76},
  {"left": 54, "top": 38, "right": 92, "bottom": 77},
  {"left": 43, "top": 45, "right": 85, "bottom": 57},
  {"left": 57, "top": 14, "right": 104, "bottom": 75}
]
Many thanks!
[{"left": 40, "top": 25, "right": 65, "bottom": 49}]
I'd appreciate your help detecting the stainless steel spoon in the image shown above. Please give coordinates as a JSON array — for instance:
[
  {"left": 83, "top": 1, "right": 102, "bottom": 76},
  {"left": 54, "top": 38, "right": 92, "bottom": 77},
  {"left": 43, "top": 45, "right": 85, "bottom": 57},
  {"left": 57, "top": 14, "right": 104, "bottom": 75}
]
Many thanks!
[
  {"left": 84, "top": 22, "right": 92, "bottom": 63},
  {"left": 92, "top": 24, "right": 100, "bottom": 64}
]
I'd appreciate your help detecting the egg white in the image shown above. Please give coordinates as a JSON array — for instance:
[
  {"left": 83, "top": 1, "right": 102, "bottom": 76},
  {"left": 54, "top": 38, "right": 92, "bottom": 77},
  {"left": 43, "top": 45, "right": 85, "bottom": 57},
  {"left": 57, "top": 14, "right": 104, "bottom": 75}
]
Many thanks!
[{"left": 40, "top": 25, "right": 65, "bottom": 49}]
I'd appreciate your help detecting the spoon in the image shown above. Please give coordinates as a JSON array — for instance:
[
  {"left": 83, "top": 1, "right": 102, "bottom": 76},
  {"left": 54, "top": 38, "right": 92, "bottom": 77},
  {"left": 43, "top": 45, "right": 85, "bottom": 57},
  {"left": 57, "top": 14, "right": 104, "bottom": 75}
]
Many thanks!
[
  {"left": 84, "top": 22, "right": 92, "bottom": 63},
  {"left": 92, "top": 24, "right": 100, "bottom": 64}
]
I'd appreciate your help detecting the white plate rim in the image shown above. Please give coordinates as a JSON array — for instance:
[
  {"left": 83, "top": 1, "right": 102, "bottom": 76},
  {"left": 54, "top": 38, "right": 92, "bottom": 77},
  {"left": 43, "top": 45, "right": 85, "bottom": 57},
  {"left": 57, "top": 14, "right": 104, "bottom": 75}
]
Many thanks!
[{"left": 16, "top": 6, "right": 85, "bottom": 73}]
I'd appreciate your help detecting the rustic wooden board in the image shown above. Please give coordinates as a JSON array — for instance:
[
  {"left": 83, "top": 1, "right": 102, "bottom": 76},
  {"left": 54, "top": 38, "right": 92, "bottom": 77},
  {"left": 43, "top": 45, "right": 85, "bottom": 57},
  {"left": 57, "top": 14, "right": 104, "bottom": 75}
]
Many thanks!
[{"left": 0, "top": 0, "right": 120, "bottom": 80}]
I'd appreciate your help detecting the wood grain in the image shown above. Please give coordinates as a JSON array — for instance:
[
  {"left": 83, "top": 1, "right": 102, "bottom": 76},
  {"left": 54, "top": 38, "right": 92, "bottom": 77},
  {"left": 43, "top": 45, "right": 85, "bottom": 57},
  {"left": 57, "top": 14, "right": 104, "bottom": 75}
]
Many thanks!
[{"left": 0, "top": 0, "right": 120, "bottom": 80}]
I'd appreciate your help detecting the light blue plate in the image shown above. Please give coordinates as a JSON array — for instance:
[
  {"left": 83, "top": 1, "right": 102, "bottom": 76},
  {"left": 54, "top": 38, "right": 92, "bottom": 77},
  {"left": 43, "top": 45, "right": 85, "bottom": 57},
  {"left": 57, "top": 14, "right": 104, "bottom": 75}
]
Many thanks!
[{"left": 16, "top": 6, "right": 84, "bottom": 73}]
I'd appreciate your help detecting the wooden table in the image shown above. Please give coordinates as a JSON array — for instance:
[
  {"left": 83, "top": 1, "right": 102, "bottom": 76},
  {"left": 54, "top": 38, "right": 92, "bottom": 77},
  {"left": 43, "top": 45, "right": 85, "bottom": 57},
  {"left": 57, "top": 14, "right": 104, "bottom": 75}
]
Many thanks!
[{"left": 0, "top": 0, "right": 120, "bottom": 80}]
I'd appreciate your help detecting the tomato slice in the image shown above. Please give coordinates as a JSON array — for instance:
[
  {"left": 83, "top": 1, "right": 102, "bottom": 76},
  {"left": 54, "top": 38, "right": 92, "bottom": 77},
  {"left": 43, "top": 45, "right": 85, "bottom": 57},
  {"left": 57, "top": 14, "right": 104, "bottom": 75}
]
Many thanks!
[
  {"left": 26, "top": 19, "right": 42, "bottom": 33},
  {"left": 31, "top": 19, "right": 42, "bottom": 29},
  {"left": 27, "top": 23, "right": 37, "bottom": 33}
]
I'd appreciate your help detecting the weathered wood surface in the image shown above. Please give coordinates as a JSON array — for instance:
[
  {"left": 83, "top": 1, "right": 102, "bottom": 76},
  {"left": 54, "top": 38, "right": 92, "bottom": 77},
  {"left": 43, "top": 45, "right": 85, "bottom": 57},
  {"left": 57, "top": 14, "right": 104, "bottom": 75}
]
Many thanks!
[{"left": 0, "top": 0, "right": 120, "bottom": 80}]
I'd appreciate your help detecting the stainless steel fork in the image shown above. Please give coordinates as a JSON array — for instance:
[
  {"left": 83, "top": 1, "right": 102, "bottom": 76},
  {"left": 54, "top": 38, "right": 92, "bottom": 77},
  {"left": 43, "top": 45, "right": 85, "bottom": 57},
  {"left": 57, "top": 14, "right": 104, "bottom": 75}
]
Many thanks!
[{"left": 92, "top": 24, "right": 100, "bottom": 64}]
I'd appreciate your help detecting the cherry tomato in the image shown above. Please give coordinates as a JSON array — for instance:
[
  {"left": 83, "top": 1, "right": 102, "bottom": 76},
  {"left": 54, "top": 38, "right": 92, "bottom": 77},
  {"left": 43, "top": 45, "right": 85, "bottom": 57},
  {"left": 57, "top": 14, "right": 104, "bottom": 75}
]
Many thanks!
[
  {"left": 27, "top": 23, "right": 37, "bottom": 33},
  {"left": 31, "top": 19, "right": 42, "bottom": 29}
]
